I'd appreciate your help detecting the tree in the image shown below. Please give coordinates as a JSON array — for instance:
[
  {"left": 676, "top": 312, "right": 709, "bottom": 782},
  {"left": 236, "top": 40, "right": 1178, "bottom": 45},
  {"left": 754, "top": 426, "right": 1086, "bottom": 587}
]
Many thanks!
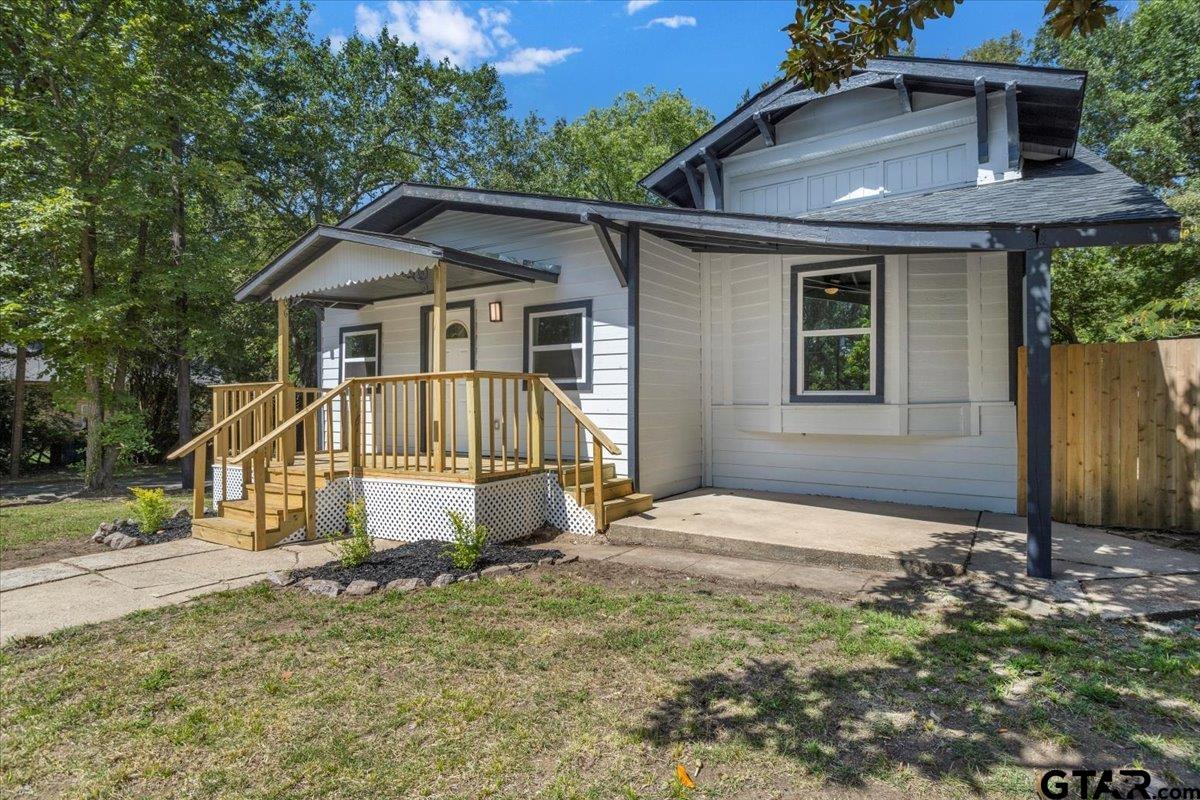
[
  {"left": 514, "top": 88, "right": 714, "bottom": 203},
  {"left": 781, "top": 0, "right": 1116, "bottom": 92},
  {"left": 962, "top": 30, "right": 1025, "bottom": 63}
]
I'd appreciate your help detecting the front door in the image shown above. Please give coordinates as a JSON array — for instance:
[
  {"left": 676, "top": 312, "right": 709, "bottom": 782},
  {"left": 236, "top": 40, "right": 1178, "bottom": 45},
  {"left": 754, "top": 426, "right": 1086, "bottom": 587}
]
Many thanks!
[{"left": 428, "top": 313, "right": 472, "bottom": 455}]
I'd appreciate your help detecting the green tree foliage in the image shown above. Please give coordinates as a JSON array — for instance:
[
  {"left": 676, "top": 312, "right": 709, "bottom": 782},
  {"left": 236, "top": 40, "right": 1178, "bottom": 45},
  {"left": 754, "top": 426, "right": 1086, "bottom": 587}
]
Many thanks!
[
  {"left": 1031, "top": 0, "right": 1200, "bottom": 342},
  {"left": 512, "top": 88, "right": 714, "bottom": 203},
  {"left": 962, "top": 30, "right": 1026, "bottom": 63},
  {"left": 781, "top": 0, "right": 1114, "bottom": 92}
]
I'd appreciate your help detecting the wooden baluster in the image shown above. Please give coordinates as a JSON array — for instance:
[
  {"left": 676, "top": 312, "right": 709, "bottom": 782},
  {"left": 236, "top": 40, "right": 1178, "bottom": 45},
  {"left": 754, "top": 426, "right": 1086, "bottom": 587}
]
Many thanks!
[
  {"left": 253, "top": 451, "right": 267, "bottom": 551},
  {"left": 402, "top": 380, "right": 409, "bottom": 471},
  {"left": 372, "top": 382, "right": 379, "bottom": 470},
  {"left": 281, "top": 433, "right": 290, "bottom": 514},
  {"left": 192, "top": 442, "right": 206, "bottom": 518},
  {"left": 555, "top": 401, "right": 563, "bottom": 487},
  {"left": 488, "top": 378, "right": 495, "bottom": 475},
  {"left": 501, "top": 378, "right": 509, "bottom": 472},
  {"left": 219, "top": 391, "right": 229, "bottom": 502},
  {"left": 304, "top": 416, "right": 317, "bottom": 540},
  {"left": 467, "top": 375, "right": 481, "bottom": 480},
  {"left": 450, "top": 378, "right": 457, "bottom": 472},
  {"left": 530, "top": 379, "right": 544, "bottom": 470},
  {"left": 339, "top": 392, "right": 348, "bottom": 453},
  {"left": 348, "top": 381, "right": 362, "bottom": 473},
  {"left": 574, "top": 423, "right": 582, "bottom": 505},
  {"left": 593, "top": 441, "right": 605, "bottom": 533},
  {"left": 425, "top": 379, "right": 433, "bottom": 473},
  {"left": 390, "top": 381, "right": 397, "bottom": 470},
  {"left": 326, "top": 395, "right": 335, "bottom": 474},
  {"left": 512, "top": 378, "right": 520, "bottom": 468}
]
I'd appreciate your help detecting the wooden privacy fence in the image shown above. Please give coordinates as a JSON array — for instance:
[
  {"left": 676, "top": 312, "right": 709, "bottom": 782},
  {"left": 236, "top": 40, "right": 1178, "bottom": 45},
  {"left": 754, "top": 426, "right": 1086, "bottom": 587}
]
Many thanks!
[{"left": 1017, "top": 338, "right": 1200, "bottom": 531}]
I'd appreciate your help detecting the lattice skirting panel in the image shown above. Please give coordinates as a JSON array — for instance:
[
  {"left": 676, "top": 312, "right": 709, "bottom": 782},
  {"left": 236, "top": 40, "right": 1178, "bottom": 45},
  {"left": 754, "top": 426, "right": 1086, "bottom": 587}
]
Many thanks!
[
  {"left": 211, "top": 465, "right": 244, "bottom": 507},
  {"left": 545, "top": 476, "right": 598, "bottom": 535},
  {"left": 279, "top": 478, "right": 351, "bottom": 545}
]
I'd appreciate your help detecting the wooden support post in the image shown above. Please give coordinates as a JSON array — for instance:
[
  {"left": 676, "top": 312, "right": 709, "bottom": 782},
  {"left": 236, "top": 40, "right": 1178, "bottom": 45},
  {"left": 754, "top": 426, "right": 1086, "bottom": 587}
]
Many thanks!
[
  {"left": 304, "top": 417, "right": 317, "bottom": 539},
  {"left": 192, "top": 443, "right": 206, "bottom": 518},
  {"left": 593, "top": 441, "right": 605, "bottom": 532},
  {"left": 276, "top": 298, "right": 290, "bottom": 384},
  {"left": 529, "top": 379, "right": 544, "bottom": 469},
  {"left": 431, "top": 260, "right": 447, "bottom": 472},
  {"left": 348, "top": 380, "right": 362, "bottom": 473},
  {"left": 252, "top": 451, "right": 267, "bottom": 551},
  {"left": 1025, "top": 247, "right": 1053, "bottom": 578},
  {"left": 466, "top": 376, "right": 482, "bottom": 479}
]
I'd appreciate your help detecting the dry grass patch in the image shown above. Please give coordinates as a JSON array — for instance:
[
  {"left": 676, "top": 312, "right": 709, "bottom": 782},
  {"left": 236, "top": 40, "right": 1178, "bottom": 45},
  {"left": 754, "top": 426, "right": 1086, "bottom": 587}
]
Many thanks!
[{"left": 2, "top": 565, "right": 1198, "bottom": 799}]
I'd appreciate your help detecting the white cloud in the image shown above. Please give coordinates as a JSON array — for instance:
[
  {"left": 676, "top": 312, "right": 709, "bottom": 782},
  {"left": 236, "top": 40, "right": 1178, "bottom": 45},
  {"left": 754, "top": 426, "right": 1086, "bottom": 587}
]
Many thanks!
[
  {"left": 329, "top": 32, "right": 348, "bottom": 51},
  {"left": 353, "top": 1, "right": 576, "bottom": 75},
  {"left": 645, "top": 14, "right": 696, "bottom": 28},
  {"left": 494, "top": 46, "right": 582, "bottom": 76},
  {"left": 625, "top": 0, "right": 659, "bottom": 13}
]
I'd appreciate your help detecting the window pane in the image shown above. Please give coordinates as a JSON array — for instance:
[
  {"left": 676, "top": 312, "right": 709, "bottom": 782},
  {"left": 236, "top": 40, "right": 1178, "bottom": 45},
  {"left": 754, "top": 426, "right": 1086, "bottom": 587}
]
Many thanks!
[
  {"left": 532, "top": 349, "right": 583, "bottom": 382},
  {"left": 343, "top": 359, "right": 377, "bottom": 378},
  {"left": 802, "top": 269, "right": 872, "bottom": 330},
  {"left": 446, "top": 322, "right": 469, "bottom": 340},
  {"left": 803, "top": 334, "right": 871, "bottom": 392},
  {"left": 344, "top": 333, "right": 377, "bottom": 359},
  {"left": 533, "top": 312, "right": 582, "bottom": 346}
]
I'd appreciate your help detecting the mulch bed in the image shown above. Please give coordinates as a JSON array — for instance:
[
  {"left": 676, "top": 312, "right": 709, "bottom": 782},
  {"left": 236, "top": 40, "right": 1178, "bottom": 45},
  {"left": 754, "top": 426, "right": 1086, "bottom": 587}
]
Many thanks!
[
  {"left": 98, "top": 511, "right": 201, "bottom": 545},
  {"left": 293, "top": 540, "right": 565, "bottom": 585}
]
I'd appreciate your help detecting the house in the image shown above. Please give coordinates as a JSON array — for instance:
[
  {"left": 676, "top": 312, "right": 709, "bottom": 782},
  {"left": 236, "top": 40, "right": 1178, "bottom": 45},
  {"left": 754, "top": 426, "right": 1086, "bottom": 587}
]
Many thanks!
[{"left": 170, "top": 56, "right": 1179, "bottom": 577}]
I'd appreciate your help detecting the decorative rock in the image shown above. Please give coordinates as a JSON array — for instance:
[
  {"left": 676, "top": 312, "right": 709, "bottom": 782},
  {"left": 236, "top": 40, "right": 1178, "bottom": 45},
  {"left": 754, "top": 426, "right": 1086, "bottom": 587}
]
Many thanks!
[
  {"left": 171, "top": 508, "right": 190, "bottom": 521},
  {"left": 386, "top": 577, "right": 427, "bottom": 593},
  {"left": 480, "top": 564, "right": 513, "bottom": 578},
  {"left": 537, "top": 556, "right": 556, "bottom": 566},
  {"left": 459, "top": 572, "right": 480, "bottom": 582},
  {"left": 553, "top": 554, "right": 579, "bottom": 565},
  {"left": 509, "top": 562, "right": 533, "bottom": 573},
  {"left": 265, "top": 571, "right": 294, "bottom": 587},
  {"left": 345, "top": 579, "right": 379, "bottom": 596},
  {"left": 304, "top": 579, "right": 343, "bottom": 598},
  {"left": 431, "top": 573, "right": 455, "bottom": 588},
  {"left": 107, "top": 533, "right": 143, "bottom": 550}
]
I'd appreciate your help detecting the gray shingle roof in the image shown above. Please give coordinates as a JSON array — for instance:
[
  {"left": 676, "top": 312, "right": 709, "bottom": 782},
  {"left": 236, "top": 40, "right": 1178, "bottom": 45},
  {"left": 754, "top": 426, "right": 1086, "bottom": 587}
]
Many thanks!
[{"left": 803, "top": 146, "right": 1177, "bottom": 227}]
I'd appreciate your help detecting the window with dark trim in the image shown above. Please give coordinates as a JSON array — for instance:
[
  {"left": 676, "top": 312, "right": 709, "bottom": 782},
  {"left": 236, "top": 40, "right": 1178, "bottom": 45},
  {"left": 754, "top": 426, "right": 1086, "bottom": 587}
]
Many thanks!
[
  {"left": 523, "top": 300, "right": 593, "bottom": 391},
  {"left": 339, "top": 323, "right": 381, "bottom": 380},
  {"left": 790, "top": 258, "right": 884, "bottom": 403}
]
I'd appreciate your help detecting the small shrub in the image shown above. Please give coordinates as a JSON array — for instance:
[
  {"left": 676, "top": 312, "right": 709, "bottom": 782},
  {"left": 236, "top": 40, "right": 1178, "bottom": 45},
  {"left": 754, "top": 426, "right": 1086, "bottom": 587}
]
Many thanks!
[
  {"left": 333, "top": 498, "right": 374, "bottom": 567},
  {"left": 442, "top": 510, "right": 488, "bottom": 570},
  {"left": 127, "top": 487, "right": 172, "bottom": 535}
]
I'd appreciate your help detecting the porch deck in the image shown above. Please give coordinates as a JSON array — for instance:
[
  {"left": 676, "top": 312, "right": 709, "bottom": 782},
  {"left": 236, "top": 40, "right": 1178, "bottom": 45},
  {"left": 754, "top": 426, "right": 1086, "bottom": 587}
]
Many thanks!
[{"left": 279, "top": 451, "right": 550, "bottom": 484}]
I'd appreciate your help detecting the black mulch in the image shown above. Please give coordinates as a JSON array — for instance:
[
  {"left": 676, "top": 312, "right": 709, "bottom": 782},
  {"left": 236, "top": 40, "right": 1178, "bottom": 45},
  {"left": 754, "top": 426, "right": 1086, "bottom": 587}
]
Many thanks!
[
  {"left": 102, "top": 511, "right": 203, "bottom": 545},
  {"left": 292, "top": 540, "right": 565, "bottom": 585}
]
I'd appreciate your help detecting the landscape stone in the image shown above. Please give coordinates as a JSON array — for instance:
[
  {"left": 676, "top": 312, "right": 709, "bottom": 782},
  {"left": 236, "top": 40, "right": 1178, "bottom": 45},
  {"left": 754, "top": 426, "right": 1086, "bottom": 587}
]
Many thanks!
[
  {"left": 431, "top": 573, "right": 455, "bottom": 588},
  {"left": 385, "top": 577, "right": 427, "bottom": 592},
  {"left": 553, "top": 555, "right": 579, "bottom": 565},
  {"left": 265, "top": 571, "right": 294, "bottom": 587},
  {"left": 459, "top": 572, "right": 479, "bottom": 582},
  {"left": 345, "top": 579, "right": 379, "bottom": 596},
  {"left": 481, "top": 564, "right": 513, "bottom": 578},
  {"left": 304, "top": 579, "right": 343, "bottom": 598},
  {"left": 108, "top": 533, "right": 143, "bottom": 550},
  {"left": 509, "top": 562, "right": 532, "bottom": 572},
  {"left": 537, "top": 556, "right": 556, "bottom": 566}
]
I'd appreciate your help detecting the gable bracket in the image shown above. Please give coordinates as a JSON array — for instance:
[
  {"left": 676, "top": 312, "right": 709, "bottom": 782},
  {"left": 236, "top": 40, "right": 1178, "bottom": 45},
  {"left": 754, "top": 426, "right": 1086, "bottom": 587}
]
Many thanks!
[
  {"left": 752, "top": 111, "right": 776, "bottom": 147},
  {"left": 699, "top": 147, "right": 724, "bottom": 211},
  {"left": 894, "top": 74, "right": 912, "bottom": 113},
  {"left": 974, "top": 76, "right": 989, "bottom": 163},
  {"left": 582, "top": 212, "right": 628, "bottom": 287},
  {"left": 1005, "top": 81, "right": 1020, "bottom": 170},
  {"left": 678, "top": 160, "right": 704, "bottom": 208}
]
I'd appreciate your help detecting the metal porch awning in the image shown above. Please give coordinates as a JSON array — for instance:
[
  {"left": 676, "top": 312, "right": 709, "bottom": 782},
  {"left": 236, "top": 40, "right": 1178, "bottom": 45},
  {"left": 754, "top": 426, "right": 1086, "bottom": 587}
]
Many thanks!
[{"left": 234, "top": 225, "right": 560, "bottom": 308}]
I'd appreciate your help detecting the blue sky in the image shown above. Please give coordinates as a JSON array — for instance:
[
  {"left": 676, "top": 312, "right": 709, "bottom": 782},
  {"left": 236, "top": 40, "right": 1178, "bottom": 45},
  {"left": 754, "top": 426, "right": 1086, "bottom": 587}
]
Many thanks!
[{"left": 303, "top": 1, "right": 1073, "bottom": 123}]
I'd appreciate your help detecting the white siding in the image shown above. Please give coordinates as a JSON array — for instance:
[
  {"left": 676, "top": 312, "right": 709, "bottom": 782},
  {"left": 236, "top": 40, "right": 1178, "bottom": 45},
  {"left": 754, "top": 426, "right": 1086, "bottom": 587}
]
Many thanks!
[
  {"left": 704, "top": 250, "right": 1018, "bottom": 513},
  {"left": 638, "top": 233, "right": 703, "bottom": 499},
  {"left": 319, "top": 211, "right": 631, "bottom": 476}
]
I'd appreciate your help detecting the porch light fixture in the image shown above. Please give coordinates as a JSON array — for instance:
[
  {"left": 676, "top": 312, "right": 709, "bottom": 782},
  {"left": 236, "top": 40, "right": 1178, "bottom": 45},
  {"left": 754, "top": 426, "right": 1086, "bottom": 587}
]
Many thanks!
[
  {"left": 489, "top": 300, "right": 503, "bottom": 322},
  {"left": 824, "top": 286, "right": 839, "bottom": 296}
]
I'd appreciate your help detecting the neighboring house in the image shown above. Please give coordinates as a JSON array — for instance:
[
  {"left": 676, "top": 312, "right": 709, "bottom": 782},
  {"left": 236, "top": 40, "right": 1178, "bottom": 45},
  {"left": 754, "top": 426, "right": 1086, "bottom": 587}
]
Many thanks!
[{"left": 175, "top": 56, "right": 1179, "bottom": 577}]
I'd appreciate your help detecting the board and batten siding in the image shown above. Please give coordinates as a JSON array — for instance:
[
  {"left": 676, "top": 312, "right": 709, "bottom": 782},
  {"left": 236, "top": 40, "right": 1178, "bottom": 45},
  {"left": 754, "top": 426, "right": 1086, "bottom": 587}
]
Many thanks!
[
  {"left": 637, "top": 233, "right": 704, "bottom": 499},
  {"left": 704, "top": 250, "right": 1019, "bottom": 513},
  {"left": 318, "top": 211, "right": 631, "bottom": 476}
]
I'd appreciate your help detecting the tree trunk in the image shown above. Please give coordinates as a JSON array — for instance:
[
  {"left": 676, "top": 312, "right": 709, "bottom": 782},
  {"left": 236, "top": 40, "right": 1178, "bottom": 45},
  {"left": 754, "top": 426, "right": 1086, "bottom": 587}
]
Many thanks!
[
  {"left": 9, "top": 342, "right": 26, "bottom": 479},
  {"left": 170, "top": 122, "right": 193, "bottom": 490},
  {"left": 79, "top": 210, "right": 113, "bottom": 493}
]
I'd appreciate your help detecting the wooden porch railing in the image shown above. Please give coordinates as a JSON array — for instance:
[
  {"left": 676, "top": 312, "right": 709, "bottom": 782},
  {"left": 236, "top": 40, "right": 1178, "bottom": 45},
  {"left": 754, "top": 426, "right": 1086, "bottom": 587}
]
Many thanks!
[{"left": 225, "top": 371, "right": 622, "bottom": 537}]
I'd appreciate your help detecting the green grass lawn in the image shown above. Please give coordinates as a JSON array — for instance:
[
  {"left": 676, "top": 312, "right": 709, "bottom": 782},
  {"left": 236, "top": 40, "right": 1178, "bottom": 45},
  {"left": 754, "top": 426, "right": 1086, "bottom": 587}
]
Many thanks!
[
  {"left": 0, "top": 492, "right": 191, "bottom": 566},
  {"left": 2, "top": 567, "right": 1197, "bottom": 798}
]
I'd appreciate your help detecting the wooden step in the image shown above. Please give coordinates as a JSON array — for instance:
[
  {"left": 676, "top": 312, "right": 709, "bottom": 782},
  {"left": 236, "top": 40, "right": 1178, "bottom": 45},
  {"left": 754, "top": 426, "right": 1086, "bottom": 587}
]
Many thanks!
[
  {"left": 602, "top": 492, "right": 653, "bottom": 523},
  {"left": 557, "top": 462, "right": 616, "bottom": 487},
  {"left": 192, "top": 514, "right": 301, "bottom": 551},
  {"left": 220, "top": 499, "right": 304, "bottom": 527},
  {"left": 578, "top": 477, "right": 634, "bottom": 505}
]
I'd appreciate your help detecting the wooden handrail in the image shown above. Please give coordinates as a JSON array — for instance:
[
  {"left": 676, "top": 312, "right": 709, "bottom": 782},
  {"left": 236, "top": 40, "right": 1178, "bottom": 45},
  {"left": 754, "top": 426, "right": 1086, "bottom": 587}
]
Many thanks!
[
  {"left": 166, "top": 383, "right": 284, "bottom": 460},
  {"left": 228, "top": 379, "right": 353, "bottom": 466},
  {"left": 539, "top": 377, "right": 620, "bottom": 455}
]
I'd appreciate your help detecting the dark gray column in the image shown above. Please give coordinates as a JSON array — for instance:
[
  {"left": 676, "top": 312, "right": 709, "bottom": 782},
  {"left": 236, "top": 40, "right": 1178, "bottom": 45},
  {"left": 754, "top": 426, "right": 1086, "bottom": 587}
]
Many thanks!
[
  {"left": 1024, "top": 247, "right": 1052, "bottom": 578},
  {"left": 625, "top": 224, "right": 640, "bottom": 489}
]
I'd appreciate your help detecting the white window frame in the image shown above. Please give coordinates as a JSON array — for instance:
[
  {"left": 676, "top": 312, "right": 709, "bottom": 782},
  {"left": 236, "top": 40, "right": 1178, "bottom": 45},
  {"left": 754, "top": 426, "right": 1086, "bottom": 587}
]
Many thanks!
[
  {"left": 339, "top": 326, "right": 380, "bottom": 380},
  {"left": 791, "top": 260, "right": 882, "bottom": 402},
  {"left": 525, "top": 301, "right": 592, "bottom": 390}
]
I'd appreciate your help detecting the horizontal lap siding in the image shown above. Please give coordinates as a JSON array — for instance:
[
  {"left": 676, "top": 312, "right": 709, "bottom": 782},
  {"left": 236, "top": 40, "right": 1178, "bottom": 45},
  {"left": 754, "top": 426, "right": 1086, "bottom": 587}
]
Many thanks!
[
  {"left": 319, "top": 211, "right": 630, "bottom": 475},
  {"left": 706, "top": 251, "right": 1018, "bottom": 513},
  {"left": 638, "top": 234, "right": 703, "bottom": 498}
]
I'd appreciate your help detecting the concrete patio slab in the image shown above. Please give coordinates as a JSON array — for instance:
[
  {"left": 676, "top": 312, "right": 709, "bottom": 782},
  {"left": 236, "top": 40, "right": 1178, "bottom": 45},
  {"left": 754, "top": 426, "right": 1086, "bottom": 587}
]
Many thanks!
[
  {"left": 609, "top": 489, "right": 977, "bottom": 576},
  {"left": 609, "top": 546, "right": 704, "bottom": 572},
  {"left": 974, "top": 513, "right": 1200, "bottom": 579},
  {"left": 0, "top": 573, "right": 174, "bottom": 642},
  {"left": 1080, "top": 573, "right": 1200, "bottom": 621},
  {"left": 98, "top": 563, "right": 217, "bottom": 596},
  {"left": 687, "top": 554, "right": 786, "bottom": 583},
  {"left": 61, "top": 537, "right": 223, "bottom": 572},
  {"left": 0, "top": 562, "right": 86, "bottom": 592}
]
